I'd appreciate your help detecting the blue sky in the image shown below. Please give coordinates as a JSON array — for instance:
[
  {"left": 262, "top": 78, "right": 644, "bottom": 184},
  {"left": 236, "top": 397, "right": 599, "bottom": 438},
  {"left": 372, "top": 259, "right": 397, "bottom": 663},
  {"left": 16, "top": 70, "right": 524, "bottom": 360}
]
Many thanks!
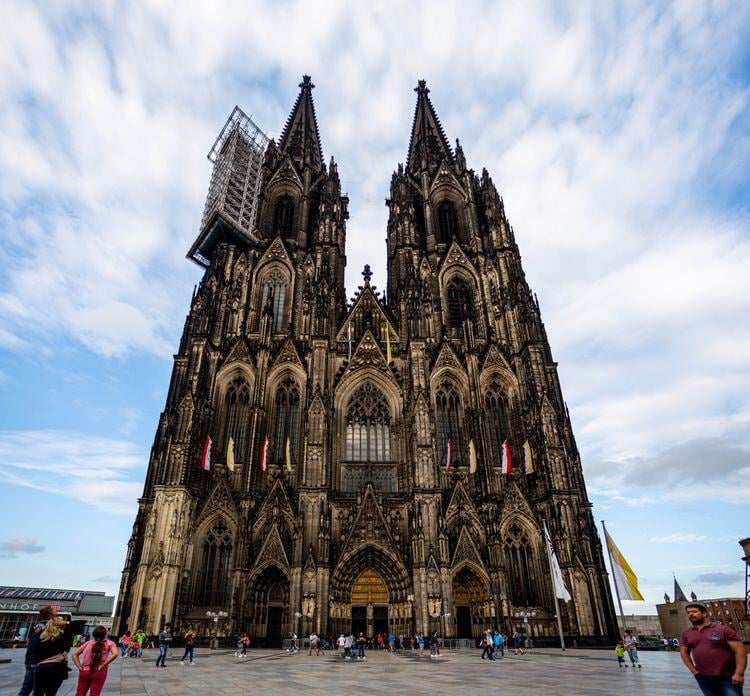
[{"left": 1, "top": 1, "right": 749, "bottom": 613}]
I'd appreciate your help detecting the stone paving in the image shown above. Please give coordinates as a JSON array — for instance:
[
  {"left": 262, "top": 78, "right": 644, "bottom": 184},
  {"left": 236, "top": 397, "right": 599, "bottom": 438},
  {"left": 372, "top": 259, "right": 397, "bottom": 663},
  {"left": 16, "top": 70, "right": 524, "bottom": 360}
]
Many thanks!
[{"left": 0, "top": 646, "right": 703, "bottom": 695}]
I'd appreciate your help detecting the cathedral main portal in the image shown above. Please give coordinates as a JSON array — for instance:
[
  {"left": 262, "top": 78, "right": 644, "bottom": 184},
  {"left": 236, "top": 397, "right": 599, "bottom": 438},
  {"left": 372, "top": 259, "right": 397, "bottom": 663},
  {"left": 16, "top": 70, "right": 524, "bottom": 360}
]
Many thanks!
[{"left": 350, "top": 569, "right": 389, "bottom": 638}]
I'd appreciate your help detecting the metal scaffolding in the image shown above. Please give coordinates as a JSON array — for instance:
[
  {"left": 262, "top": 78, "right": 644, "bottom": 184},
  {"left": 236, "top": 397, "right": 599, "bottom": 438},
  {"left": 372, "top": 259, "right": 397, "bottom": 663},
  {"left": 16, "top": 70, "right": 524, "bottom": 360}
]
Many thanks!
[{"left": 189, "top": 106, "right": 271, "bottom": 266}]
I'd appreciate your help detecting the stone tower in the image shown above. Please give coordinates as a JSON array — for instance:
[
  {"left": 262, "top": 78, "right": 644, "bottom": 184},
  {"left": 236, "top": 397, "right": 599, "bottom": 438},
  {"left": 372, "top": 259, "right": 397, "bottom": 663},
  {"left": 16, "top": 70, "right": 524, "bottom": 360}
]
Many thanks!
[{"left": 114, "top": 77, "right": 619, "bottom": 646}]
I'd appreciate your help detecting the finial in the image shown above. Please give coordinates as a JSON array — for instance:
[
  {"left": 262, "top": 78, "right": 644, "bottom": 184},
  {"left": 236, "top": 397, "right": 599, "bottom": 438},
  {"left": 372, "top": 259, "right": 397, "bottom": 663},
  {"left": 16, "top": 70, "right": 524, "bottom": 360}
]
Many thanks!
[
  {"left": 415, "top": 79, "right": 429, "bottom": 95},
  {"left": 300, "top": 75, "right": 315, "bottom": 90},
  {"left": 362, "top": 264, "right": 373, "bottom": 286}
]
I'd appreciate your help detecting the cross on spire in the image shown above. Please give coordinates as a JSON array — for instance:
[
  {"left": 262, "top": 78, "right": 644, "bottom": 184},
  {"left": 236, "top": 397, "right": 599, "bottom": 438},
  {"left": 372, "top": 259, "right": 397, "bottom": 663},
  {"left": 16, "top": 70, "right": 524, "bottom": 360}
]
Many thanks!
[{"left": 362, "top": 264, "right": 373, "bottom": 286}]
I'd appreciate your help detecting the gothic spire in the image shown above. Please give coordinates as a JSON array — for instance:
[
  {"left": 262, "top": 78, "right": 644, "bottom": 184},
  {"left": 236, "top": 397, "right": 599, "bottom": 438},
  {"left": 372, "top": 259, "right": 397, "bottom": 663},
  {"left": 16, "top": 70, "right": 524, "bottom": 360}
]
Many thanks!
[
  {"left": 406, "top": 79, "right": 453, "bottom": 174},
  {"left": 278, "top": 75, "right": 324, "bottom": 171}
]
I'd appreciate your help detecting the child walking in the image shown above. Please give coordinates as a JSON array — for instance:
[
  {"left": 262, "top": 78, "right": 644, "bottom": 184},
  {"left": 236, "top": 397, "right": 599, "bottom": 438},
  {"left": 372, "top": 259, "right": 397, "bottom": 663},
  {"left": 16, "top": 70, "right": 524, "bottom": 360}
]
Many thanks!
[
  {"left": 615, "top": 641, "right": 626, "bottom": 667},
  {"left": 72, "top": 626, "right": 118, "bottom": 696}
]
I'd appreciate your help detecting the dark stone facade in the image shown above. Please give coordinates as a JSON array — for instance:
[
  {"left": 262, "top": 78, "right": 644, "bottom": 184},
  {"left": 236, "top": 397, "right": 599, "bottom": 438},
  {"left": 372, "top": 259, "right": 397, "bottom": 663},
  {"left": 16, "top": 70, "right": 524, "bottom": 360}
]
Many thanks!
[{"left": 114, "top": 77, "right": 619, "bottom": 646}]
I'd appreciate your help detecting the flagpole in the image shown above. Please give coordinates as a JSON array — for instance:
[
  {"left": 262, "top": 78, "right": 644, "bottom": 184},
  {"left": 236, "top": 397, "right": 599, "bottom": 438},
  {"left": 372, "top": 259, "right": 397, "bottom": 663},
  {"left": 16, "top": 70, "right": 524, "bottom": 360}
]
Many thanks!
[
  {"left": 543, "top": 520, "right": 566, "bottom": 651},
  {"left": 601, "top": 520, "right": 625, "bottom": 625}
]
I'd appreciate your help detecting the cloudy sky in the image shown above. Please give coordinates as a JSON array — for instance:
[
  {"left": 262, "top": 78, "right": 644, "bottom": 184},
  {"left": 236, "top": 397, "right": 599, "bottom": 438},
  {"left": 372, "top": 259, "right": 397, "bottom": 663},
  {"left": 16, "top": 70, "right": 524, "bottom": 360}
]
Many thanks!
[{"left": 1, "top": 1, "right": 748, "bottom": 614}]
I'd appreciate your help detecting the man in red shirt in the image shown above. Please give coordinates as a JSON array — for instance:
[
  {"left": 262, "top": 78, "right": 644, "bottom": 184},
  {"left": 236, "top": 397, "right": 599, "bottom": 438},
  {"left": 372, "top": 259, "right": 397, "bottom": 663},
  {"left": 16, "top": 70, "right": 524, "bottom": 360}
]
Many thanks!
[{"left": 680, "top": 602, "right": 746, "bottom": 695}]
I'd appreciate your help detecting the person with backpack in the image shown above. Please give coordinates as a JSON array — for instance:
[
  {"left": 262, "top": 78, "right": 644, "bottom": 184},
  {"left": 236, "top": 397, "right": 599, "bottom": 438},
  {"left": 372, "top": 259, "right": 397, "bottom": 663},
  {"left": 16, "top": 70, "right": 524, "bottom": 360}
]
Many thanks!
[
  {"left": 30, "top": 616, "right": 83, "bottom": 696},
  {"left": 180, "top": 630, "right": 196, "bottom": 665},
  {"left": 19, "top": 606, "right": 59, "bottom": 696},
  {"left": 71, "top": 626, "right": 118, "bottom": 696}
]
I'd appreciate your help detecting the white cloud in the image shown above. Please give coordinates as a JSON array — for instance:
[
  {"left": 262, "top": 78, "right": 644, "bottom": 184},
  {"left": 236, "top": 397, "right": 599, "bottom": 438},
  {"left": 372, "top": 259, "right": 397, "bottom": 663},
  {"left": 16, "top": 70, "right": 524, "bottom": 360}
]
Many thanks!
[
  {"left": 586, "top": 437, "right": 750, "bottom": 505},
  {"left": 649, "top": 534, "right": 707, "bottom": 544},
  {"left": 0, "top": 0, "right": 748, "bottom": 478},
  {"left": 0, "top": 430, "right": 145, "bottom": 515},
  {"left": 0, "top": 537, "right": 45, "bottom": 558}
]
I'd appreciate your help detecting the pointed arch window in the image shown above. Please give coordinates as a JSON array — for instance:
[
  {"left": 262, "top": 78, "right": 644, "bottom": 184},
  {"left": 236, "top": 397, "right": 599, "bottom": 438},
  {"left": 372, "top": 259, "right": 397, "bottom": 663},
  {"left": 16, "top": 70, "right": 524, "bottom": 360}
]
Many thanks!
[
  {"left": 446, "top": 279, "right": 473, "bottom": 338},
  {"left": 198, "top": 519, "right": 233, "bottom": 606},
  {"left": 345, "top": 383, "right": 391, "bottom": 462},
  {"left": 272, "top": 377, "right": 301, "bottom": 465},
  {"left": 436, "top": 201, "right": 458, "bottom": 244},
  {"left": 222, "top": 376, "right": 251, "bottom": 465},
  {"left": 261, "top": 270, "right": 287, "bottom": 333},
  {"left": 273, "top": 195, "right": 295, "bottom": 236},
  {"left": 435, "top": 380, "right": 464, "bottom": 467},
  {"left": 485, "top": 381, "right": 509, "bottom": 467},
  {"left": 504, "top": 522, "right": 542, "bottom": 607}
]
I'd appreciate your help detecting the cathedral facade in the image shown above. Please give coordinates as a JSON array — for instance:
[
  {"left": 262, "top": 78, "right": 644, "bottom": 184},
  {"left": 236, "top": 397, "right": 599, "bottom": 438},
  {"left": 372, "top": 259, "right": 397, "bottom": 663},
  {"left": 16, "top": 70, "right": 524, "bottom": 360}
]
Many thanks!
[{"left": 114, "top": 77, "right": 619, "bottom": 645}]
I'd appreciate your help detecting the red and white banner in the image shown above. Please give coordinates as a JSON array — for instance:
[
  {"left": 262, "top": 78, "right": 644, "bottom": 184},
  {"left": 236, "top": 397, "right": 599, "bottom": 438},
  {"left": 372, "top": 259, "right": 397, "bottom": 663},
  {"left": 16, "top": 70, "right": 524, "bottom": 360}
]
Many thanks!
[
  {"left": 445, "top": 438, "right": 452, "bottom": 472},
  {"left": 201, "top": 435, "right": 212, "bottom": 471},
  {"left": 259, "top": 435, "right": 269, "bottom": 472},
  {"left": 501, "top": 439, "right": 512, "bottom": 474}
]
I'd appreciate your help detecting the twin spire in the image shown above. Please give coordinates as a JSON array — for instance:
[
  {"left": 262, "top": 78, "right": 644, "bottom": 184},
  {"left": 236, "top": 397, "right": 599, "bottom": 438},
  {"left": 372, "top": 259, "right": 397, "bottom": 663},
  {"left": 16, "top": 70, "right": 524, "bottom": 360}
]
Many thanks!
[
  {"left": 278, "top": 76, "right": 453, "bottom": 174},
  {"left": 278, "top": 75, "right": 324, "bottom": 171},
  {"left": 406, "top": 79, "right": 454, "bottom": 172}
]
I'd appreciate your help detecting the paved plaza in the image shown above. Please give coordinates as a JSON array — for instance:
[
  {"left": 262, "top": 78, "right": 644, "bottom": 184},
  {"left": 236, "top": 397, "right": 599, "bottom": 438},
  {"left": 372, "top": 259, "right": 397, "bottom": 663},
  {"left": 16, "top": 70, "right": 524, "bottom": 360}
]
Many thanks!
[{"left": 0, "top": 646, "right": 702, "bottom": 695}]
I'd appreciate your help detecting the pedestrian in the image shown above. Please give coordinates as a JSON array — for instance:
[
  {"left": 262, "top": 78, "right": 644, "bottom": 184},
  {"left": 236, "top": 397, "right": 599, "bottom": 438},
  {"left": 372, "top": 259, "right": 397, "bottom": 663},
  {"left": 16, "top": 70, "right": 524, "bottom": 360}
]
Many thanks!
[
  {"left": 343, "top": 632, "right": 353, "bottom": 659},
  {"left": 388, "top": 632, "right": 395, "bottom": 652},
  {"left": 493, "top": 630, "right": 504, "bottom": 659},
  {"left": 155, "top": 624, "right": 172, "bottom": 667},
  {"left": 136, "top": 629, "right": 146, "bottom": 657},
  {"left": 337, "top": 634, "right": 346, "bottom": 658},
  {"left": 31, "top": 616, "right": 78, "bottom": 696},
  {"left": 398, "top": 634, "right": 404, "bottom": 650},
  {"left": 513, "top": 632, "right": 525, "bottom": 655},
  {"left": 680, "top": 602, "right": 746, "bottom": 696},
  {"left": 481, "top": 630, "right": 494, "bottom": 660},
  {"left": 357, "top": 632, "right": 367, "bottom": 660},
  {"left": 525, "top": 635, "right": 534, "bottom": 651},
  {"left": 417, "top": 632, "right": 424, "bottom": 656},
  {"left": 428, "top": 631, "right": 438, "bottom": 658},
  {"left": 377, "top": 632, "right": 383, "bottom": 650},
  {"left": 622, "top": 630, "right": 641, "bottom": 668},
  {"left": 615, "top": 642, "right": 626, "bottom": 667},
  {"left": 119, "top": 631, "right": 131, "bottom": 658},
  {"left": 19, "top": 606, "right": 58, "bottom": 696},
  {"left": 71, "top": 625, "right": 118, "bottom": 696},
  {"left": 180, "top": 630, "right": 195, "bottom": 665}
]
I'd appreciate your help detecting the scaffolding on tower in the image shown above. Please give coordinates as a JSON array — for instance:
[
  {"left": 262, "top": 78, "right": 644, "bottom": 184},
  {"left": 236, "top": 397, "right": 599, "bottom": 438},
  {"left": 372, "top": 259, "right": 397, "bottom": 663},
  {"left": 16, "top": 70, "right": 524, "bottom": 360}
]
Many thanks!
[{"left": 188, "top": 106, "right": 271, "bottom": 266}]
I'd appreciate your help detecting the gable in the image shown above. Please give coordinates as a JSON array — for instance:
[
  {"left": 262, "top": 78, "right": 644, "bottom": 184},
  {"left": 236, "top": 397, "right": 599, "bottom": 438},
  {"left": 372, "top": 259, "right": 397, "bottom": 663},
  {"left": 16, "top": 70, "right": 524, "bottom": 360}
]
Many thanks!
[
  {"left": 196, "top": 475, "right": 239, "bottom": 527},
  {"left": 271, "top": 337, "right": 304, "bottom": 369},
  {"left": 429, "top": 160, "right": 465, "bottom": 198},
  {"left": 339, "top": 484, "right": 402, "bottom": 561},
  {"left": 451, "top": 526, "right": 485, "bottom": 569}
]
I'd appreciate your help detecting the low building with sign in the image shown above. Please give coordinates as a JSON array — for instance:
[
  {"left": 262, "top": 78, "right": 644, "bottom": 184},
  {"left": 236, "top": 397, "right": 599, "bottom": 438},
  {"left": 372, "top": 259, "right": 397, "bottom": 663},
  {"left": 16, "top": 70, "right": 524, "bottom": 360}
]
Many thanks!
[{"left": 0, "top": 586, "right": 115, "bottom": 643}]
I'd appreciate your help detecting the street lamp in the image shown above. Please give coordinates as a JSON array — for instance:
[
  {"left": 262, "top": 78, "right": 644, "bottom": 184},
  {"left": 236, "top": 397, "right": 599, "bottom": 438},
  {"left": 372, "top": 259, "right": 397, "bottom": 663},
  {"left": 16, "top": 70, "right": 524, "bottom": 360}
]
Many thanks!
[{"left": 206, "top": 611, "right": 227, "bottom": 649}]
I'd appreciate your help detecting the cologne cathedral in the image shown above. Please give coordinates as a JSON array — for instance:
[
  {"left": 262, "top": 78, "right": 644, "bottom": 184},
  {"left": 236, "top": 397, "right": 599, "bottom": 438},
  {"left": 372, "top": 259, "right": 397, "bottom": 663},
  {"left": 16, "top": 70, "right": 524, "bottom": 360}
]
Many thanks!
[{"left": 114, "top": 77, "right": 619, "bottom": 646}]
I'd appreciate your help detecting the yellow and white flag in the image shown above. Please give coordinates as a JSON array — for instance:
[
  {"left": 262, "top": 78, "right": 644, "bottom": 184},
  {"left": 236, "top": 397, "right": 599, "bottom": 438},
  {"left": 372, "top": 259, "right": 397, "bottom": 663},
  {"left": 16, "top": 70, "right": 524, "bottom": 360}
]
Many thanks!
[
  {"left": 226, "top": 436, "right": 235, "bottom": 472},
  {"left": 604, "top": 527, "right": 644, "bottom": 601},
  {"left": 523, "top": 440, "right": 534, "bottom": 474},
  {"left": 385, "top": 323, "right": 392, "bottom": 364},
  {"left": 468, "top": 439, "right": 477, "bottom": 474},
  {"left": 285, "top": 436, "right": 292, "bottom": 471}
]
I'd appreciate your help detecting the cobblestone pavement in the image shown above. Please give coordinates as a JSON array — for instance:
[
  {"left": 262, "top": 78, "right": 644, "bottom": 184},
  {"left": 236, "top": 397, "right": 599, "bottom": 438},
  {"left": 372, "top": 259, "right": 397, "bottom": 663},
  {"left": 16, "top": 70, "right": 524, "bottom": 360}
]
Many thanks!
[{"left": 0, "top": 646, "right": 702, "bottom": 695}]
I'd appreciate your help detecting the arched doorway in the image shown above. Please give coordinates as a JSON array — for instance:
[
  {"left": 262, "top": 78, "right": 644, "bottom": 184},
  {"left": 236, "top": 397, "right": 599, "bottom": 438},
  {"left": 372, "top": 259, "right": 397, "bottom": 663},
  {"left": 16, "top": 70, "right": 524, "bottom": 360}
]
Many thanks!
[
  {"left": 452, "top": 565, "right": 489, "bottom": 639},
  {"left": 351, "top": 569, "right": 389, "bottom": 638},
  {"left": 330, "top": 545, "right": 411, "bottom": 639},
  {"left": 246, "top": 565, "right": 289, "bottom": 648}
]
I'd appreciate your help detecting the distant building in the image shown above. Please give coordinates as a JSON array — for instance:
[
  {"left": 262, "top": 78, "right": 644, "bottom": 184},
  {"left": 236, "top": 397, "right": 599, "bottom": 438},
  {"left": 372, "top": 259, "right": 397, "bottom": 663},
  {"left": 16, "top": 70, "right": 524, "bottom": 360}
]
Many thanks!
[
  {"left": 657, "top": 597, "right": 750, "bottom": 641},
  {"left": 0, "top": 586, "right": 115, "bottom": 642},
  {"left": 617, "top": 614, "right": 662, "bottom": 637}
]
